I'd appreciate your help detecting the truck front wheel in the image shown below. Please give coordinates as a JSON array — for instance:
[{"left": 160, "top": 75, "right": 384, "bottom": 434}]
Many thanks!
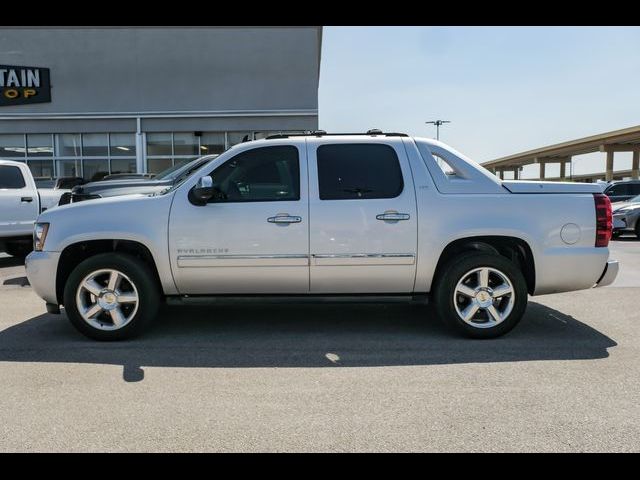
[
  {"left": 63, "top": 253, "right": 160, "bottom": 341},
  {"left": 434, "top": 252, "right": 528, "bottom": 339}
]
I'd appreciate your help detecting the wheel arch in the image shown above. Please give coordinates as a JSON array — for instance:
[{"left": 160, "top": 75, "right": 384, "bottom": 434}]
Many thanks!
[
  {"left": 56, "top": 239, "right": 163, "bottom": 305},
  {"left": 432, "top": 235, "right": 536, "bottom": 295}
]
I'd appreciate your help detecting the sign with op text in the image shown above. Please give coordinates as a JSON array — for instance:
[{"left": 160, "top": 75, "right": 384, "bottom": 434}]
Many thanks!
[{"left": 0, "top": 65, "right": 51, "bottom": 106}]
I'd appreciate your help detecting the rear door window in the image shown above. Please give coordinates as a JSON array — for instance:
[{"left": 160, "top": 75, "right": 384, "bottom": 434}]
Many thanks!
[
  {"left": 317, "top": 144, "right": 404, "bottom": 200},
  {"left": 0, "top": 165, "right": 26, "bottom": 189}
]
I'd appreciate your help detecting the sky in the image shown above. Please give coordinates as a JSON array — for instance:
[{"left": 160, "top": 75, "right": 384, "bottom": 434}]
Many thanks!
[{"left": 318, "top": 26, "right": 640, "bottom": 179}]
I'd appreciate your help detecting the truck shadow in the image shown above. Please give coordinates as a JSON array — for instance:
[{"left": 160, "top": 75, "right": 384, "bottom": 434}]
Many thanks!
[
  {"left": 0, "top": 256, "right": 25, "bottom": 268},
  {"left": 0, "top": 301, "right": 616, "bottom": 382}
]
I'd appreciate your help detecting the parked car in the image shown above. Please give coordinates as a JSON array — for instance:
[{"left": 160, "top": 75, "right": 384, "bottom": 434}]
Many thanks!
[
  {"left": 55, "top": 177, "right": 86, "bottom": 190},
  {"left": 34, "top": 176, "right": 85, "bottom": 190},
  {"left": 612, "top": 194, "right": 640, "bottom": 238},
  {"left": 26, "top": 131, "right": 618, "bottom": 341},
  {"left": 602, "top": 179, "right": 640, "bottom": 203},
  {"left": 58, "top": 157, "right": 212, "bottom": 205},
  {"left": 101, "top": 173, "right": 155, "bottom": 181},
  {"left": 0, "top": 160, "right": 70, "bottom": 257}
]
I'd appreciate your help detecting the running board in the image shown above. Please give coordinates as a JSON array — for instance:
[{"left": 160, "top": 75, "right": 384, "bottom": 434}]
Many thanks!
[{"left": 166, "top": 293, "right": 429, "bottom": 306}]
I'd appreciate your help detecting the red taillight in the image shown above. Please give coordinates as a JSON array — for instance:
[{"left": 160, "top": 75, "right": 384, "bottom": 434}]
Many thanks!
[{"left": 594, "top": 193, "right": 612, "bottom": 247}]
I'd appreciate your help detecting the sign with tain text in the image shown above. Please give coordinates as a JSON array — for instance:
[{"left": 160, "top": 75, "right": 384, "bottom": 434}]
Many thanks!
[{"left": 0, "top": 65, "right": 51, "bottom": 106}]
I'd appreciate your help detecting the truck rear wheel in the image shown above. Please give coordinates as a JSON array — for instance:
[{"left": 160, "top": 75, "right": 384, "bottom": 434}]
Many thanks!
[
  {"left": 63, "top": 253, "right": 160, "bottom": 341},
  {"left": 434, "top": 252, "right": 528, "bottom": 339}
]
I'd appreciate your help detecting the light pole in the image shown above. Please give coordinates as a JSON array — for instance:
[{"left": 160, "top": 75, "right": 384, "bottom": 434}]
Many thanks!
[{"left": 425, "top": 120, "right": 451, "bottom": 140}]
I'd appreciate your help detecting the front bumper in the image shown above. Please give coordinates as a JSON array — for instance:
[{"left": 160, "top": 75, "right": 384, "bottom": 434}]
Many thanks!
[
  {"left": 594, "top": 260, "right": 619, "bottom": 288},
  {"left": 25, "top": 250, "right": 61, "bottom": 304}
]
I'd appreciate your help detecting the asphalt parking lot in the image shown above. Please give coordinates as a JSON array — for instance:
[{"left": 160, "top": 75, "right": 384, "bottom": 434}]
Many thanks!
[{"left": 0, "top": 238, "right": 639, "bottom": 452}]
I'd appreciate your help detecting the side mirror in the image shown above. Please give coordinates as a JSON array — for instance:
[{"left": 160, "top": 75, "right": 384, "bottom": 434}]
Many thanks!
[{"left": 189, "top": 176, "right": 215, "bottom": 205}]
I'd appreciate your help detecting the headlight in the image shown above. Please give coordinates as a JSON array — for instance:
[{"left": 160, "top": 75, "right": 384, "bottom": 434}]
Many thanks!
[{"left": 33, "top": 223, "right": 50, "bottom": 252}]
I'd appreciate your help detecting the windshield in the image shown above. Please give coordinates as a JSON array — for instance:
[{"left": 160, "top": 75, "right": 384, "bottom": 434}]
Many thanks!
[
  {"left": 153, "top": 157, "right": 211, "bottom": 181},
  {"left": 629, "top": 194, "right": 640, "bottom": 203},
  {"left": 153, "top": 161, "right": 189, "bottom": 180},
  {"left": 151, "top": 156, "right": 217, "bottom": 196}
]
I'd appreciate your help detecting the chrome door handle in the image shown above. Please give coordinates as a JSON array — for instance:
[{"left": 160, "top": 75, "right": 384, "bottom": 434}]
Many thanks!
[
  {"left": 376, "top": 212, "right": 410, "bottom": 221},
  {"left": 268, "top": 214, "right": 302, "bottom": 224}
]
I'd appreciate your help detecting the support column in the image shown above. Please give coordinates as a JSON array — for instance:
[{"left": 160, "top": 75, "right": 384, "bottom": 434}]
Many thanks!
[
  {"left": 633, "top": 150, "right": 639, "bottom": 180},
  {"left": 513, "top": 168, "right": 519, "bottom": 180},
  {"left": 539, "top": 162, "right": 546, "bottom": 180},
  {"left": 606, "top": 150, "right": 614, "bottom": 182},
  {"left": 499, "top": 169, "right": 504, "bottom": 180},
  {"left": 560, "top": 162, "right": 566, "bottom": 181},
  {"left": 135, "top": 117, "right": 146, "bottom": 174}
]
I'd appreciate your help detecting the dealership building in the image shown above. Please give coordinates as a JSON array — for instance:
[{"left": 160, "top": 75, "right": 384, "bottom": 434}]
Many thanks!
[{"left": 0, "top": 27, "right": 322, "bottom": 181}]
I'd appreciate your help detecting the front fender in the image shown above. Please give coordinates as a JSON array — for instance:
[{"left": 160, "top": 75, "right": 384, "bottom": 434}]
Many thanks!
[{"left": 39, "top": 193, "right": 178, "bottom": 295}]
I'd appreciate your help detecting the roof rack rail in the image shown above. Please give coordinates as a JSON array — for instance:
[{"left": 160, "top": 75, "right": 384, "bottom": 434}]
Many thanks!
[{"left": 265, "top": 130, "right": 409, "bottom": 140}]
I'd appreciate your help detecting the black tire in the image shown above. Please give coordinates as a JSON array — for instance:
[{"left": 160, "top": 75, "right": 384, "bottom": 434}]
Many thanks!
[
  {"left": 5, "top": 242, "right": 32, "bottom": 259},
  {"left": 63, "top": 253, "right": 160, "bottom": 341},
  {"left": 611, "top": 231, "right": 622, "bottom": 240},
  {"left": 636, "top": 222, "right": 640, "bottom": 240},
  {"left": 434, "top": 252, "right": 528, "bottom": 339}
]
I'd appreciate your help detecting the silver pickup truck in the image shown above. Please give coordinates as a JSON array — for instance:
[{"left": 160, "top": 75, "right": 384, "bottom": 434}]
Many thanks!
[
  {"left": 0, "top": 159, "right": 70, "bottom": 257},
  {"left": 25, "top": 131, "right": 618, "bottom": 340}
]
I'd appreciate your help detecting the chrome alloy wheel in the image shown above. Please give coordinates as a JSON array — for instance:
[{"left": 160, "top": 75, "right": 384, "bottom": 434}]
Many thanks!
[
  {"left": 453, "top": 267, "right": 515, "bottom": 328},
  {"left": 75, "top": 269, "right": 139, "bottom": 331}
]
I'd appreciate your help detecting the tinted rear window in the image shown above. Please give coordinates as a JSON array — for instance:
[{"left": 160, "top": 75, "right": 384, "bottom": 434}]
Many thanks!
[
  {"left": 0, "top": 165, "right": 26, "bottom": 189},
  {"left": 317, "top": 144, "right": 404, "bottom": 200}
]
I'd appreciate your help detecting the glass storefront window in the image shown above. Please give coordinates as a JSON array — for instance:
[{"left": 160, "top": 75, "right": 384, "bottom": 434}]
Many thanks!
[
  {"left": 26, "top": 134, "right": 53, "bottom": 157},
  {"left": 110, "top": 133, "right": 136, "bottom": 156},
  {"left": 82, "top": 133, "right": 109, "bottom": 157},
  {"left": 56, "top": 159, "right": 82, "bottom": 178},
  {"left": 227, "top": 132, "right": 253, "bottom": 148},
  {"left": 28, "top": 160, "right": 55, "bottom": 179},
  {"left": 147, "top": 158, "right": 173, "bottom": 174},
  {"left": 55, "top": 134, "right": 82, "bottom": 158},
  {"left": 173, "top": 133, "right": 199, "bottom": 156},
  {"left": 110, "top": 158, "right": 137, "bottom": 174},
  {"left": 83, "top": 159, "right": 110, "bottom": 181},
  {"left": 0, "top": 134, "right": 26, "bottom": 157},
  {"left": 147, "top": 133, "right": 172, "bottom": 156},
  {"left": 200, "top": 132, "right": 225, "bottom": 155},
  {"left": 8, "top": 129, "right": 309, "bottom": 180}
]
